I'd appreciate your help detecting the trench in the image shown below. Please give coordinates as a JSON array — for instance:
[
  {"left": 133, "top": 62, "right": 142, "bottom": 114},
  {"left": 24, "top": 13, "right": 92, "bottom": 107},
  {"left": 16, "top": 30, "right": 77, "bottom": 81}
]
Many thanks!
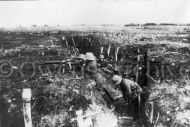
[
  {"left": 0, "top": 31, "right": 156, "bottom": 127},
  {"left": 65, "top": 34, "right": 151, "bottom": 126}
]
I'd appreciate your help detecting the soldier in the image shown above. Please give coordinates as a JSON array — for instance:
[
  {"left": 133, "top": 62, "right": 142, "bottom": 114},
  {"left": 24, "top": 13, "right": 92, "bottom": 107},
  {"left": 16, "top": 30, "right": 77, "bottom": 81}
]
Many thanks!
[
  {"left": 112, "top": 75, "right": 142, "bottom": 120},
  {"left": 99, "top": 54, "right": 105, "bottom": 62},
  {"left": 99, "top": 54, "right": 104, "bottom": 60},
  {"left": 75, "top": 54, "right": 86, "bottom": 77},
  {"left": 78, "top": 54, "right": 86, "bottom": 65},
  {"left": 85, "top": 52, "right": 97, "bottom": 77},
  {"left": 98, "top": 54, "right": 111, "bottom": 68}
]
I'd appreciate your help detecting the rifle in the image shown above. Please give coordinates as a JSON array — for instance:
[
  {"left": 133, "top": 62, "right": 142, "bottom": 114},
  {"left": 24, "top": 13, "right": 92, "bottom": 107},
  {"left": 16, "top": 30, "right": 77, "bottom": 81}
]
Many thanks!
[
  {"left": 42, "top": 60, "right": 84, "bottom": 66},
  {"left": 38, "top": 59, "right": 85, "bottom": 77}
]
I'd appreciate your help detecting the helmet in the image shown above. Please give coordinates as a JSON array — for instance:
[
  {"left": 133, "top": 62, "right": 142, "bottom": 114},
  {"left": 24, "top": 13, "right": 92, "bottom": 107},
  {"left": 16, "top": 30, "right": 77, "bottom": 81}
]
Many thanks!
[
  {"left": 112, "top": 75, "right": 122, "bottom": 86},
  {"left": 107, "top": 64, "right": 113, "bottom": 70},
  {"left": 78, "top": 54, "right": 86, "bottom": 60},
  {"left": 85, "top": 52, "right": 96, "bottom": 61},
  {"left": 99, "top": 54, "right": 104, "bottom": 59}
]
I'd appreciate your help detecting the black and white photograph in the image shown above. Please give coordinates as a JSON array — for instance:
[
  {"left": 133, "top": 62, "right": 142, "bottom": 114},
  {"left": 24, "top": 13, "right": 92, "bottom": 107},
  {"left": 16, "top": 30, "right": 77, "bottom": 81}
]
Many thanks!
[{"left": 0, "top": 0, "right": 190, "bottom": 127}]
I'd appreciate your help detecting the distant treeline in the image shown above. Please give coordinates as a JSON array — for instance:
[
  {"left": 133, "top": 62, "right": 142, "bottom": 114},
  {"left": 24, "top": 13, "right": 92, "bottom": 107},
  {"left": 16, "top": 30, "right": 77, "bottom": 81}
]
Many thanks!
[
  {"left": 124, "top": 23, "right": 140, "bottom": 26},
  {"left": 143, "top": 23, "right": 178, "bottom": 26},
  {"left": 124, "top": 23, "right": 190, "bottom": 26},
  {"left": 159, "top": 23, "right": 178, "bottom": 26}
]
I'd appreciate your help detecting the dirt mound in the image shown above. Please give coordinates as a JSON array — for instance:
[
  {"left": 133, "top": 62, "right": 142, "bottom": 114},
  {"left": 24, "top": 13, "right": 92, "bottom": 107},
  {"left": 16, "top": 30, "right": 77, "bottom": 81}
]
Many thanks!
[
  {"left": 0, "top": 44, "right": 120, "bottom": 127},
  {"left": 146, "top": 78, "right": 190, "bottom": 127}
]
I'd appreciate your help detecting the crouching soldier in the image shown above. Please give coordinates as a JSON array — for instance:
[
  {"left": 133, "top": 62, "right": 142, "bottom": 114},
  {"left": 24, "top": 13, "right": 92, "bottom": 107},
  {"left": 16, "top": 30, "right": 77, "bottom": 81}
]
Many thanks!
[
  {"left": 112, "top": 75, "right": 142, "bottom": 120},
  {"left": 85, "top": 52, "right": 97, "bottom": 77},
  {"left": 75, "top": 54, "right": 86, "bottom": 77}
]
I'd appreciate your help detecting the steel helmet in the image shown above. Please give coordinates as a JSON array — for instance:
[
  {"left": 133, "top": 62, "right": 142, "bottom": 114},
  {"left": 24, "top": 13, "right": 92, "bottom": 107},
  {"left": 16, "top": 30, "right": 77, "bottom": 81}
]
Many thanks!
[
  {"left": 112, "top": 75, "right": 122, "bottom": 86},
  {"left": 107, "top": 64, "right": 113, "bottom": 70},
  {"left": 78, "top": 54, "right": 86, "bottom": 60},
  {"left": 99, "top": 54, "right": 104, "bottom": 59},
  {"left": 85, "top": 52, "right": 96, "bottom": 61}
]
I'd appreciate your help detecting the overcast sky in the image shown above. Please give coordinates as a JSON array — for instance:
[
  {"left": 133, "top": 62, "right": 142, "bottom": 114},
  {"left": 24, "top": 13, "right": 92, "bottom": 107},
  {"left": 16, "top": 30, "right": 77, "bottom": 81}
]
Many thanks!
[{"left": 0, "top": 0, "right": 189, "bottom": 27}]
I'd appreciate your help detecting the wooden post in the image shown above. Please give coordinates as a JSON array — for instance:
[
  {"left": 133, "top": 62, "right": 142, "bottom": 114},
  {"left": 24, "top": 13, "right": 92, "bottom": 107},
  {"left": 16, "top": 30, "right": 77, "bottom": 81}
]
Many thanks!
[
  {"left": 146, "top": 48, "right": 150, "bottom": 86},
  {"left": 136, "top": 48, "right": 142, "bottom": 123},
  {"left": 114, "top": 47, "right": 120, "bottom": 67},
  {"left": 149, "top": 102, "right": 154, "bottom": 125},
  {"left": 100, "top": 46, "right": 104, "bottom": 55},
  {"left": 136, "top": 48, "right": 140, "bottom": 83},
  {"left": 116, "top": 47, "right": 120, "bottom": 62},
  {"left": 22, "top": 88, "right": 32, "bottom": 127},
  {"left": 107, "top": 44, "right": 111, "bottom": 57}
]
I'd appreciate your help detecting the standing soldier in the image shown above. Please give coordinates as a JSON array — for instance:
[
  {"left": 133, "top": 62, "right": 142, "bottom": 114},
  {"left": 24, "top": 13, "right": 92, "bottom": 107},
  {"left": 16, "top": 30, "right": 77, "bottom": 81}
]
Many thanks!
[{"left": 111, "top": 75, "right": 142, "bottom": 120}]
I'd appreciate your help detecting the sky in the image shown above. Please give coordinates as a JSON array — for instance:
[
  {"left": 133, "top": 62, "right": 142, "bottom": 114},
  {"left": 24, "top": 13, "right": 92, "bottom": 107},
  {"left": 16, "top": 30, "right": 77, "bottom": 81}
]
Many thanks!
[{"left": 0, "top": 0, "right": 189, "bottom": 27}]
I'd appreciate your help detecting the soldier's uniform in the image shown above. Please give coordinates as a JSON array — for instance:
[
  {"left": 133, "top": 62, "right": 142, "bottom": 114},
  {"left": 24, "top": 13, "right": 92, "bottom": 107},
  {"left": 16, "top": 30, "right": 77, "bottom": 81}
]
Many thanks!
[
  {"left": 85, "top": 52, "right": 97, "bottom": 76},
  {"left": 76, "top": 53, "right": 97, "bottom": 77},
  {"left": 76, "top": 54, "right": 86, "bottom": 77},
  {"left": 112, "top": 75, "right": 142, "bottom": 119}
]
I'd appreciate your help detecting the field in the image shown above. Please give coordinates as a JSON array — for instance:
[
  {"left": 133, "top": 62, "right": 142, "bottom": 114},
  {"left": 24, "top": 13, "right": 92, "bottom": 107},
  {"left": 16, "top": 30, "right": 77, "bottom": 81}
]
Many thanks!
[{"left": 0, "top": 25, "right": 190, "bottom": 127}]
